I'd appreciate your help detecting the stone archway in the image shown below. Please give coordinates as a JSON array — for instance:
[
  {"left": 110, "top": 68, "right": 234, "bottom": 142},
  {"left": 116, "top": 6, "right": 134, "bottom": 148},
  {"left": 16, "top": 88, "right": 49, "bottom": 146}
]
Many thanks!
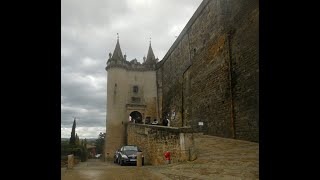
[{"left": 130, "top": 111, "right": 143, "bottom": 124}]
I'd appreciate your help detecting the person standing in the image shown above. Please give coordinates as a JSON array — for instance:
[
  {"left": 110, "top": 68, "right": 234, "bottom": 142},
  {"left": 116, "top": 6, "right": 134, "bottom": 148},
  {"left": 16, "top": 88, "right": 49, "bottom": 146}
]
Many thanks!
[
  {"left": 162, "top": 118, "right": 167, "bottom": 126},
  {"left": 151, "top": 119, "right": 158, "bottom": 125}
]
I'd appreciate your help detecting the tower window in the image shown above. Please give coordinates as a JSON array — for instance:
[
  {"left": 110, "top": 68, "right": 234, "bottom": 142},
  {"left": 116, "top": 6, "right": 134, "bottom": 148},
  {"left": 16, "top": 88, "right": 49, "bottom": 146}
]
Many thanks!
[{"left": 133, "top": 85, "right": 139, "bottom": 93}]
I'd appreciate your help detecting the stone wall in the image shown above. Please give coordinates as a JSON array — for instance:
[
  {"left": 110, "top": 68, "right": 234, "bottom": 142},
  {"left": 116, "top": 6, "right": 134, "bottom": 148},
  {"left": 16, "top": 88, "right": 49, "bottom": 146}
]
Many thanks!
[
  {"left": 105, "top": 67, "right": 128, "bottom": 160},
  {"left": 157, "top": 0, "right": 259, "bottom": 142},
  {"left": 127, "top": 123, "right": 196, "bottom": 165},
  {"left": 105, "top": 66, "right": 159, "bottom": 160}
]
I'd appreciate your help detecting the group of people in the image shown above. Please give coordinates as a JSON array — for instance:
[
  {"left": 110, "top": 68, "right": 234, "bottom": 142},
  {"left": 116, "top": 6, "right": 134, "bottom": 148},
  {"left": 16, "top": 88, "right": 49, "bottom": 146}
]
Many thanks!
[
  {"left": 129, "top": 115, "right": 171, "bottom": 127},
  {"left": 151, "top": 118, "right": 170, "bottom": 127}
]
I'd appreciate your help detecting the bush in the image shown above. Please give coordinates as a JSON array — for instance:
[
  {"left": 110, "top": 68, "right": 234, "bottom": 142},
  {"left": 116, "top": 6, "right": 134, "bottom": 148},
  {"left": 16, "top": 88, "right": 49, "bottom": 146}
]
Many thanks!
[{"left": 61, "top": 144, "right": 88, "bottom": 162}]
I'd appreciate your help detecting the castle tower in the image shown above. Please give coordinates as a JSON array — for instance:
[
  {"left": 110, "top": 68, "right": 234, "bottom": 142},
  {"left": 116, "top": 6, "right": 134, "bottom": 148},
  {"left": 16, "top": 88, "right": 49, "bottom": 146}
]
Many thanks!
[{"left": 104, "top": 36, "right": 159, "bottom": 160}]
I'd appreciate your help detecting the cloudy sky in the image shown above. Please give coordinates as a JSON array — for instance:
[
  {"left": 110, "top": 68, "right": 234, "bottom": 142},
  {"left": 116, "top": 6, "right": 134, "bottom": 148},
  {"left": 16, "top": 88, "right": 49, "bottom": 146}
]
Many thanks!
[{"left": 61, "top": 0, "right": 203, "bottom": 139}]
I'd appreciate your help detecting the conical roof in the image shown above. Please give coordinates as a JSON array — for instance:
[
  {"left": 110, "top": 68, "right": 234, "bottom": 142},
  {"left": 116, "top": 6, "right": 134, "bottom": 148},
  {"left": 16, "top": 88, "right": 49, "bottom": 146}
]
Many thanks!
[
  {"left": 146, "top": 43, "right": 156, "bottom": 63},
  {"left": 111, "top": 38, "right": 124, "bottom": 61}
]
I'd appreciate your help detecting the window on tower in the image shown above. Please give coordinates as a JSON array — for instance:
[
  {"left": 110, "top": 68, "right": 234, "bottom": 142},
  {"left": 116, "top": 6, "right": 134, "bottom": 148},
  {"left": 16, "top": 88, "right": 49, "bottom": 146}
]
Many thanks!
[{"left": 133, "top": 85, "right": 139, "bottom": 93}]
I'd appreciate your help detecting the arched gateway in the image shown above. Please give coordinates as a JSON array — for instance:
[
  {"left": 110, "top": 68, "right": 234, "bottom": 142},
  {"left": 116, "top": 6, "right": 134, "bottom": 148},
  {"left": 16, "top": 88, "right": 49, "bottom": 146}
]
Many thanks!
[{"left": 129, "top": 111, "right": 143, "bottom": 124}]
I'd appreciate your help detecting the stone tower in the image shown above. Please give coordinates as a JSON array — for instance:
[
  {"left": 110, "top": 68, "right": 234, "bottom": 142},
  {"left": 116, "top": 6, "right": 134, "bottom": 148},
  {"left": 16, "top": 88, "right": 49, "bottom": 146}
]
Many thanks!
[{"left": 104, "top": 36, "right": 159, "bottom": 160}]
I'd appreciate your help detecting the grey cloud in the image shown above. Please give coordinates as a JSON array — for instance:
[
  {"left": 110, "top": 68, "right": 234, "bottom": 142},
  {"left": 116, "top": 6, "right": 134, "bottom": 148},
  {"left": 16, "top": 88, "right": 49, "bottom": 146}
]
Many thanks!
[
  {"left": 61, "top": 127, "right": 106, "bottom": 139},
  {"left": 62, "top": 0, "right": 129, "bottom": 27}
]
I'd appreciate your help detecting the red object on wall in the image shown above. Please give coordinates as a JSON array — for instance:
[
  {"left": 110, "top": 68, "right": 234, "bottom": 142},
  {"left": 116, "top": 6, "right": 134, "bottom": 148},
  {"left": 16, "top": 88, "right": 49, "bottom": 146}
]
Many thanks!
[{"left": 164, "top": 151, "right": 171, "bottom": 160}]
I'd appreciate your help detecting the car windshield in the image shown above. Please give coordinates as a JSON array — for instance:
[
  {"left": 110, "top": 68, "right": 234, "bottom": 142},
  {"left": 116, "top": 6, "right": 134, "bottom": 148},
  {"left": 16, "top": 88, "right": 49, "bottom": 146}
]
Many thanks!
[{"left": 123, "top": 146, "right": 138, "bottom": 151}]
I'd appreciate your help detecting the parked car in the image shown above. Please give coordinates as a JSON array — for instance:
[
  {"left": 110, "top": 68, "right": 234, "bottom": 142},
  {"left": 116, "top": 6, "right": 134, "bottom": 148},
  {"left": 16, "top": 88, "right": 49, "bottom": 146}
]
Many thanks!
[{"left": 114, "top": 145, "right": 144, "bottom": 166}]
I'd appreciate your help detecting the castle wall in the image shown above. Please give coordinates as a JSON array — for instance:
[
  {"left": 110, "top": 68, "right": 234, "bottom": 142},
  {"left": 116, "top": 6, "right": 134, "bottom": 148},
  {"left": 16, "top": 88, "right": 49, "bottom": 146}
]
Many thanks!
[
  {"left": 157, "top": 0, "right": 259, "bottom": 142},
  {"left": 126, "top": 70, "right": 158, "bottom": 121},
  {"left": 156, "top": 65, "right": 163, "bottom": 121},
  {"left": 105, "top": 67, "right": 128, "bottom": 159},
  {"left": 105, "top": 66, "right": 158, "bottom": 159},
  {"left": 127, "top": 123, "right": 196, "bottom": 165}
]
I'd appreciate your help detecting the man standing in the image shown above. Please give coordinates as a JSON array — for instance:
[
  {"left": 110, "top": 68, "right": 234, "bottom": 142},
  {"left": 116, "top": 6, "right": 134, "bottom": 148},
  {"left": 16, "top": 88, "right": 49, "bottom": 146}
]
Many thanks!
[
  {"left": 151, "top": 119, "right": 158, "bottom": 125},
  {"left": 162, "top": 118, "right": 167, "bottom": 126}
]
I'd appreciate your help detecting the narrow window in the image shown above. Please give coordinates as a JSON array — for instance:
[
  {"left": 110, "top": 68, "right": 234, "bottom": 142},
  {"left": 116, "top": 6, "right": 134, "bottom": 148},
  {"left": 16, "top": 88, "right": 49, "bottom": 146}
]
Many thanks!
[{"left": 133, "top": 85, "right": 138, "bottom": 93}]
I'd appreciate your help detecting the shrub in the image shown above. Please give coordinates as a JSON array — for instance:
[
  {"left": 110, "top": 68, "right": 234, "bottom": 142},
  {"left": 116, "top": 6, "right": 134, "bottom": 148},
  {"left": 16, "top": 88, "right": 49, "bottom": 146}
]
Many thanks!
[{"left": 61, "top": 144, "right": 88, "bottom": 162}]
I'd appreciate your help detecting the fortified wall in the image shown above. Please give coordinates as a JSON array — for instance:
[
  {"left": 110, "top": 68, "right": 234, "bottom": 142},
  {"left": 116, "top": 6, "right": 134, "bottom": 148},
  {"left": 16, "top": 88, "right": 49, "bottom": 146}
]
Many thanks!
[
  {"left": 156, "top": 0, "right": 259, "bottom": 142},
  {"left": 127, "top": 123, "right": 196, "bottom": 165}
]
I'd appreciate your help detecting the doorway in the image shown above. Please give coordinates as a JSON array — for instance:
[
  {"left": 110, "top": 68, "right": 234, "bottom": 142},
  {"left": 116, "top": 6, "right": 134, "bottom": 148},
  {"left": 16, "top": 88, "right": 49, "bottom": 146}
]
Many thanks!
[{"left": 129, "top": 111, "right": 143, "bottom": 124}]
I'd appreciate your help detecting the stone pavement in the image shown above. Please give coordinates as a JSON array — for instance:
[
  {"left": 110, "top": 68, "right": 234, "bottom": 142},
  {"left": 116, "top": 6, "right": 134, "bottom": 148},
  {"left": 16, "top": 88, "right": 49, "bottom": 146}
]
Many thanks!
[
  {"left": 61, "top": 134, "right": 258, "bottom": 180},
  {"left": 146, "top": 134, "right": 259, "bottom": 179},
  {"left": 61, "top": 159, "right": 164, "bottom": 180}
]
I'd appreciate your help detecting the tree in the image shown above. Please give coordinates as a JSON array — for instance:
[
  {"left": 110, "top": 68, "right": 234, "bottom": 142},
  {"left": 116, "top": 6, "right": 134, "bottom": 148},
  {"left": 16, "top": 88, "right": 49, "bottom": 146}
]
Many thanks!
[
  {"left": 69, "top": 118, "right": 76, "bottom": 145},
  {"left": 75, "top": 133, "right": 80, "bottom": 145},
  {"left": 82, "top": 138, "right": 88, "bottom": 161},
  {"left": 95, "top": 132, "right": 106, "bottom": 154},
  {"left": 84, "top": 138, "right": 87, "bottom": 148}
]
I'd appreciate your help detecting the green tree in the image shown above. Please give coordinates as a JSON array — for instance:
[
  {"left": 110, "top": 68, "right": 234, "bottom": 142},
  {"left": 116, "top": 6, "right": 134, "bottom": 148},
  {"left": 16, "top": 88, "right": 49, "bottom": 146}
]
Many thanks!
[
  {"left": 84, "top": 138, "right": 87, "bottom": 148},
  {"left": 69, "top": 118, "right": 76, "bottom": 145},
  {"left": 95, "top": 132, "right": 106, "bottom": 154},
  {"left": 75, "top": 133, "right": 80, "bottom": 145},
  {"left": 83, "top": 138, "right": 88, "bottom": 161}
]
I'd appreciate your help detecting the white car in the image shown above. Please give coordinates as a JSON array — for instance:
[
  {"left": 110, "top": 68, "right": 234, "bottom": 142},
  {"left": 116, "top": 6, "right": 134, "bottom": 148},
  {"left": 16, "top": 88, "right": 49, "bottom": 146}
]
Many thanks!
[{"left": 95, "top": 154, "right": 102, "bottom": 158}]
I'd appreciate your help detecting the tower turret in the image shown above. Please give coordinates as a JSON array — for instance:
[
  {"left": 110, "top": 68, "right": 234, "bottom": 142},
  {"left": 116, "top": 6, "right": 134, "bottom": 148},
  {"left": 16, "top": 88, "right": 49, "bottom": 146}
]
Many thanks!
[
  {"left": 144, "top": 38, "right": 156, "bottom": 65},
  {"left": 111, "top": 33, "right": 124, "bottom": 61},
  {"left": 104, "top": 34, "right": 128, "bottom": 160}
]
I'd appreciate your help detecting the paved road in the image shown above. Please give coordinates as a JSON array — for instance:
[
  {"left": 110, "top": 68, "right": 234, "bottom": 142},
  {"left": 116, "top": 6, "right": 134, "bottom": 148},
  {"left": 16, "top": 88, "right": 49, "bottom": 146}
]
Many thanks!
[
  {"left": 61, "top": 159, "right": 165, "bottom": 180},
  {"left": 61, "top": 134, "right": 259, "bottom": 180}
]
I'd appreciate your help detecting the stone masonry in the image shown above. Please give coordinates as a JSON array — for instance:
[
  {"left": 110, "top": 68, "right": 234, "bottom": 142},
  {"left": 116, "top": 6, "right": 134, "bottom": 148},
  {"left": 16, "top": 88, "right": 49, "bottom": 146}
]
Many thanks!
[
  {"left": 127, "top": 123, "right": 196, "bottom": 165},
  {"left": 104, "top": 39, "right": 160, "bottom": 159},
  {"left": 156, "top": 0, "right": 259, "bottom": 142}
]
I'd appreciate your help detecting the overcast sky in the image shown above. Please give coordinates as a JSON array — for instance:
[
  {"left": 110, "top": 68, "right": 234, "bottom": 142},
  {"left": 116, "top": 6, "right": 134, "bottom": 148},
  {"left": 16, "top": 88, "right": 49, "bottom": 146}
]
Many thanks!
[{"left": 61, "top": 0, "right": 203, "bottom": 139}]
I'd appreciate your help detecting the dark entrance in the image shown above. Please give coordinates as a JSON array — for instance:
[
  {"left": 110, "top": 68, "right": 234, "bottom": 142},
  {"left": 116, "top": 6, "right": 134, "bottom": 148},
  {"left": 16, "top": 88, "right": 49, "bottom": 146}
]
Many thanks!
[{"left": 130, "top": 111, "right": 142, "bottom": 124}]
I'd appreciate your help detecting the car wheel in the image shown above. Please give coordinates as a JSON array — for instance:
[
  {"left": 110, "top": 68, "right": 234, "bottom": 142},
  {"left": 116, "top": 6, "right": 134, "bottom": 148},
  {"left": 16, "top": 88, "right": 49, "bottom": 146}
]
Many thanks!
[{"left": 120, "top": 159, "right": 124, "bottom": 166}]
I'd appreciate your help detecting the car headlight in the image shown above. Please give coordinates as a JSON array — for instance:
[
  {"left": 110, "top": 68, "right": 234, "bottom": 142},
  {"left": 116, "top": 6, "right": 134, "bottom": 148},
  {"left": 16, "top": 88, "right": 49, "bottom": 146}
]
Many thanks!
[{"left": 121, "top": 155, "right": 128, "bottom": 159}]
